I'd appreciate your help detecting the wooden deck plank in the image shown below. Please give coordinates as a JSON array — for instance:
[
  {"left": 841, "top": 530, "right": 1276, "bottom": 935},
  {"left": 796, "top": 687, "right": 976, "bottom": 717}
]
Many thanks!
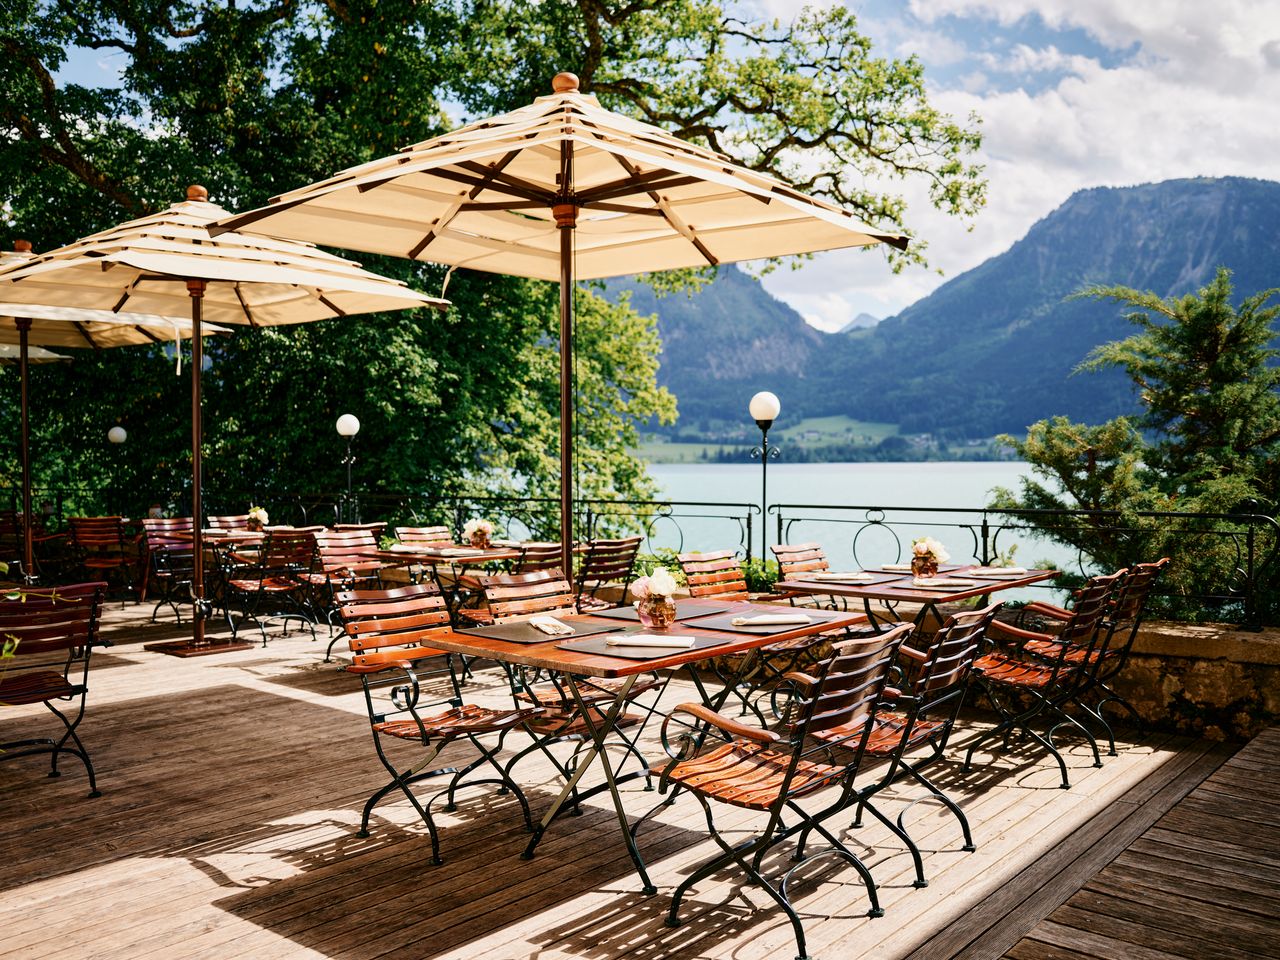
[
  {"left": 0, "top": 608, "right": 1267, "bottom": 960},
  {"left": 1002, "top": 727, "right": 1280, "bottom": 960}
]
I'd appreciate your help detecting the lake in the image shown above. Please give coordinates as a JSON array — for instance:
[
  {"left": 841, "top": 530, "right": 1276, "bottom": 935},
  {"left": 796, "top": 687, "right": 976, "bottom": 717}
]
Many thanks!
[{"left": 643, "top": 460, "right": 1076, "bottom": 587}]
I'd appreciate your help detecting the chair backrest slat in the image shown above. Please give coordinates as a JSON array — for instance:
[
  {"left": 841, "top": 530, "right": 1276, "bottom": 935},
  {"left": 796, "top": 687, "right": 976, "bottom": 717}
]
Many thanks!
[
  {"left": 913, "top": 602, "right": 1002, "bottom": 697},
  {"left": 793, "top": 623, "right": 910, "bottom": 746},
  {"left": 477, "top": 569, "right": 576, "bottom": 620},
  {"left": 208, "top": 514, "right": 251, "bottom": 531},
  {"left": 771, "top": 542, "right": 831, "bottom": 578},
  {"left": 0, "top": 582, "right": 106, "bottom": 656},
  {"left": 514, "top": 542, "right": 563, "bottom": 574},
  {"left": 395, "top": 525, "right": 453, "bottom": 546},
  {"left": 337, "top": 583, "right": 451, "bottom": 663},
  {"left": 676, "top": 549, "right": 748, "bottom": 599}
]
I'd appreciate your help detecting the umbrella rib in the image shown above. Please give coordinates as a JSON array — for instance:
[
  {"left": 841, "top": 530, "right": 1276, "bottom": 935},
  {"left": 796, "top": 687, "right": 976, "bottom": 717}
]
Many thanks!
[
  {"left": 133, "top": 326, "right": 163, "bottom": 344},
  {"left": 406, "top": 150, "right": 526, "bottom": 259},
  {"left": 234, "top": 283, "right": 258, "bottom": 327},
  {"left": 606, "top": 154, "right": 718, "bottom": 267},
  {"left": 317, "top": 294, "right": 347, "bottom": 317},
  {"left": 455, "top": 162, "right": 559, "bottom": 204},
  {"left": 71, "top": 321, "right": 102, "bottom": 350},
  {"left": 580, "top": 174, "right": 704, "bottom": 206},
  {"left": 575, "top": 168, "right": 702, "bottom": 203}
]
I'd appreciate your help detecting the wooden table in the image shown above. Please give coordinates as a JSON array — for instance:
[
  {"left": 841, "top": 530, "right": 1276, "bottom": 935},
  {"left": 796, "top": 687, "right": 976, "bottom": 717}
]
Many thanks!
[
  {"left": 422, "top": 597, "right": 869, "bottom": 892},
  {"left": 775, "top": 565, "right": 1060, "bottom": 631}
]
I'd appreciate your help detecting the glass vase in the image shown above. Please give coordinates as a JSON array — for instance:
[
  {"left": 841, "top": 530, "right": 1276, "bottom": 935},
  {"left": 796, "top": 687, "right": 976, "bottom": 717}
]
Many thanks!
[
  {"left": 635, "top": 594, "right": 677, "bottom": 629},
  {"left": 469, "top": 532, "right": 490, "bottom": 548},
  {"left": 911, "top": 555, "right": 938, "bottom": 578}
]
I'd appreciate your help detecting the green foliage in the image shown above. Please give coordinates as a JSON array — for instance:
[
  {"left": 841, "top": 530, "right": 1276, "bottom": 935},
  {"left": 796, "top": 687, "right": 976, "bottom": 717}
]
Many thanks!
[
  {"left": 740, "top": 556, "right": 779, "bottom": 593},
  {"left": 0, "top": 1, "right": 983, "bottom": 512},
  {"left": 634, "top": 549, "right": 686, "bottom": 585},
  {"left": 995, "top": 270, "right": 1280, "bottom": 623}
]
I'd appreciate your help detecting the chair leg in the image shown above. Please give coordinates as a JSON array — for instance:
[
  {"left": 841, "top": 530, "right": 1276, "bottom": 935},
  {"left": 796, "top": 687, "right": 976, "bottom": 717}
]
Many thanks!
[
  {"left": 44, "top": 697, "right": 99, "bottom": 798},
  {"left": 856, "top": 796, "right": 927, "bottom": 887},
  {"left": 902, "top": 759, "right": 975, "bottom": 852}
]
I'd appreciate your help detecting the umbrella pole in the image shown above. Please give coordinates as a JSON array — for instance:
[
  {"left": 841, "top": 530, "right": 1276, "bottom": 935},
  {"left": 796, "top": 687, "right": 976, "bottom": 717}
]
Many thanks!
[
  {"left": 555, "top": 203, "right": 577, "bottom": 580},
  {"left": 17, "top": 317, "right": 34, "bottom": 583},
  {"left": 190, "top": 281, "right": 207, "bottom": 644}
]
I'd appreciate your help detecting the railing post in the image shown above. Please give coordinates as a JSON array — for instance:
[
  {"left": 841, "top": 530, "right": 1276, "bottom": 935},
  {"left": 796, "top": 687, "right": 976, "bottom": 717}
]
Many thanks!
[
  {"left": 745, "top": 510, "right": 753, "bottom": 562},
  {"left": 1244, "top": 507, "right": 1262, "bottom": 631},
  {"left": 981, "top": 512, "right": 992, "bottom": 565},
  {"left": 775, "top": 505, "right": 783, "bottom": 549}
]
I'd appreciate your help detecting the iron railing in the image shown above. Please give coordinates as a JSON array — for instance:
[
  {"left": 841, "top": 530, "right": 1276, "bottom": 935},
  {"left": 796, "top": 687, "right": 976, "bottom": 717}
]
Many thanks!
[{"left": 772, "top": 502, "right": 1280, "bottom": 630}]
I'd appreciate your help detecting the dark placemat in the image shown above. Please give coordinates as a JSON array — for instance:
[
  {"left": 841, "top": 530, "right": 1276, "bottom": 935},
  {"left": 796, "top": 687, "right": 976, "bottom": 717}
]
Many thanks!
[
  {"left": 590, "top": 601, "right": 734, "bottom": 622},
  {"left": 889, "top": 579, "right": 982, "bottom": 593},
  {"left": 688, "top": 610, "right": 846, "bottom": 635},
  {"left": 558, "top": 632, "right": 730, "bottom": 661},
  {"left": 785, "top": 571, "right": 903, "bottom": 587},
  {"left": 454, "top": 619, "right": 624, "bottom": 645}
]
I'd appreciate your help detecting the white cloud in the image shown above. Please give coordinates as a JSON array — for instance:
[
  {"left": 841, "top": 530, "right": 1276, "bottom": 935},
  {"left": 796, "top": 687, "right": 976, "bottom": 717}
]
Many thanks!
[{"left": 764, "top": 1, "right": 1280, "bottom": 327}]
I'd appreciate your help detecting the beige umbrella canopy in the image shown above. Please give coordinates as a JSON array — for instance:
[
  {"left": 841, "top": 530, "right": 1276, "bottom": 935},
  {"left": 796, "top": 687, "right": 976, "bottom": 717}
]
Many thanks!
[
  {"left": 221, "top": 72, "right": 907, "bottom": 574},
  {"left": 0, "top": 242, "right": 231, "bottom": 582},
  {"left": 0, "top": 188, "right": 447, "bottom": 652},
  {"left": 0, "top": 343, "right": 67, "bottom": 364}
]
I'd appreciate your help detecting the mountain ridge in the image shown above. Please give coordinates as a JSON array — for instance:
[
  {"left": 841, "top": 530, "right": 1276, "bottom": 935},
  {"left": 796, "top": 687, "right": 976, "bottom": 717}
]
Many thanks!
[{"left": 612, "top": 176, "right": 1280, "bottom": 442}]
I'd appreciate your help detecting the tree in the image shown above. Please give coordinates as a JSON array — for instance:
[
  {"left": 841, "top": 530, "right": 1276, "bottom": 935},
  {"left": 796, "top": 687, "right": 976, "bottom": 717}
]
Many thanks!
[
  {"left": 0, "top": 1, "right": 985, "bottom": 518},
  {"left": 993, "top": 269, "right": 1280, "bottom": 622},
  {"left": 1076, "top": 268, "right": 1280, "bottom": 497}
]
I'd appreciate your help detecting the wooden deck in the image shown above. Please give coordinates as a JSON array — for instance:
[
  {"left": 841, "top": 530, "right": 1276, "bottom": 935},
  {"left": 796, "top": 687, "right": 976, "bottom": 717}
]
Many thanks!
[
  {"left": 0, "top": 606, "right": 1267, "bottom": 960},
  {"left": 1005, "top": 726, "right": 1280, "bottom": 960}
]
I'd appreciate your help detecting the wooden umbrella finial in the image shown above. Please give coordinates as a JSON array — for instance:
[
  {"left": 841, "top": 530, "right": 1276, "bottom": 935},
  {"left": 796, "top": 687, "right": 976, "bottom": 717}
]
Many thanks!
[
  {"left": 187, "top": 184, "right": 209, "bottom": 202},
  {"left": 13, "top": 239, "right": 32, "bottom": 253},
  {"left": 552, "top": 72, "right": 579, "bottom": 94}
]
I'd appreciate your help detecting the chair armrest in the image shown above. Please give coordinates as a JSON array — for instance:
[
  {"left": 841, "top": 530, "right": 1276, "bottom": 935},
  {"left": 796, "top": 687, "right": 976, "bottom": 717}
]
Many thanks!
[
  {"left": 781, "top": 670, "right": 819, "bottom": 689},
  {"left": 344, "top": 659, "right": 413, "bottom": 674},
  {"left": 1022, "top": 601, "right": 1072, "bottom": 621},
  {"left": 669, "top": 703, "right": 778, "bottom": 744},
  {"left": 896, "top": 644, "right": 928, "bottom": 663},
  {"left": 988, "top": 618, "right": 1052, "bottom": 648}
]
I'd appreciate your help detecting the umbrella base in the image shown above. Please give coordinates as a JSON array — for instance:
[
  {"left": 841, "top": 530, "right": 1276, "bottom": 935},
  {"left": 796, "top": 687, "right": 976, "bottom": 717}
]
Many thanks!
[{"left": 144, "top": 638, "right": 257, "bottom": 658}]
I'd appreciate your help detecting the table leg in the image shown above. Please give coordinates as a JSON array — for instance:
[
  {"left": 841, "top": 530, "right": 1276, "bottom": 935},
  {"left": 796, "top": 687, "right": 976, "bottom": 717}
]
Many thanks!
[{"left": 521, "top": 673, "right": 639, "bottom": 863}]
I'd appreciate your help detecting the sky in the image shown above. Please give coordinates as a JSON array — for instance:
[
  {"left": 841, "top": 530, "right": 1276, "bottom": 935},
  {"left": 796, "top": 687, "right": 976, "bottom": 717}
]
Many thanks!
[
  {"left": 755, "top": 0, "right": 1280, "bottom": 330},
  {"left": 52, "top": 1, "right": 1280, "bottom": 330}
]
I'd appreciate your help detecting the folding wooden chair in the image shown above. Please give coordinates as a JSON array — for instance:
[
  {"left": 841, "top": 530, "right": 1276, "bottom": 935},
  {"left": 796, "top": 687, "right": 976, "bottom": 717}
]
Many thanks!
[
  {"left": 655, "top": 624, "right": 910, "bottom": 959},
  {"left": 339, "top": 582, "right": 541, "bottom": 864},
  {"left": 225, "top": 528, "right": 319, "bottom": 645},
  {"left": 964, "top": 571, "right": 1125, "bottom": 788},
  {"left": 0, "top": 582, "right": 108, "bottom": 797},
  {"left": 68, "top": 516, "right": 141, "bottom": 602},
  {"left": 140, "top": 517, "right": 194, "bottom": 623},
  {"left": 575, "top": 535, "right": 642, "bottom": 612},
  {"left": 815, "top": 603, "right": 1002, "bottom": 883}
]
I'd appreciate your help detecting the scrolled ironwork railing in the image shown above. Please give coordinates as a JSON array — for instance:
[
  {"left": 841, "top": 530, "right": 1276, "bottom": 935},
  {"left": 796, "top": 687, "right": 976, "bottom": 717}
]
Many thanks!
[{"left": 771, "top": 501, "right": 1279, "bottom": 630}]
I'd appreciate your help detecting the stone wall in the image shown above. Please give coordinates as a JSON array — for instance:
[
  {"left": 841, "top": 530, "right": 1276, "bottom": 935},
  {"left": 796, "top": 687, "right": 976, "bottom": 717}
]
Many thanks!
[{"left": 1108, "top": 621, "right": 1280, "bottom": 741}]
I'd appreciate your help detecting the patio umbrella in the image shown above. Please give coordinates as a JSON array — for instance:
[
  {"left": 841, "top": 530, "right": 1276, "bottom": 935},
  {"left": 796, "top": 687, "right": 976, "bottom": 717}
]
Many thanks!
[
  {"left": 0, "top": 188, "right": 448, "bottom": 653},
  {"left": 0, "top": 241, "right": 229, "bottom": 583},
  {"left": 0, "top": 343, "right": 68, "bottom": 365},
  {"left": 219, "top": 72, "right": 908, "bottom": 576}
]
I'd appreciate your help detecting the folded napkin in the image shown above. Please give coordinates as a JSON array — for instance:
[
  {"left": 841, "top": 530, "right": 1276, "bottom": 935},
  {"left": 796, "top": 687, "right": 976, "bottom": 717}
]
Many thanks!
[
  {"left": 605, "top": 634, "right": 696, "bottom": 648},
  {"left": 911, "top": 577, "right": 979, "bottom": 588},
  {"left": 730, "top": 613, "right": 813, "bottom": 626},
  {"left": 436, "top": 547, "right": 481, "bottom": 556},
  {"left": 806, "top": 571, "right": 875, "bottom": 582},
  {"left": 968, "top": 566, "right": 1028, "bottom": 576},
  {"left": 387, "top": 543, "right": 425, "bottom": 553},
  {"left": 528, "top": 616, "right": 574, "bottom": 636},
  {"left": 882, "top": 563, "right": 913, "bottom": 571}
]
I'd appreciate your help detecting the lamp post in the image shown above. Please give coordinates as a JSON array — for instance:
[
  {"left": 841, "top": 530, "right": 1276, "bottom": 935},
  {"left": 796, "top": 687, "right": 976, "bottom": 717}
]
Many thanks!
[
  {"left": 335, "top": 414, "right": 360, "bottom": 523},
  {"left": 748, "top": 391, "right": 781, "bottom": 558}
]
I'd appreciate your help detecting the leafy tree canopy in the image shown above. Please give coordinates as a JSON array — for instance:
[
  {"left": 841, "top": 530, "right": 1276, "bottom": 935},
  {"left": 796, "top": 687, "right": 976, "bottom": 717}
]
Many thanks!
[
  {"left": 0, "top": 0, "right": 984, "bottom": 524},
  {"left": 993, "top": 269, "right": 1280, "bottom": 621}
]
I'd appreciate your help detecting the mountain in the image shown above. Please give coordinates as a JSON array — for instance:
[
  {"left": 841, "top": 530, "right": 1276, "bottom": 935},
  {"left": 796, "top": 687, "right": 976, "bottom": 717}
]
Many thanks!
[
  {"left": 829, "top": 176, "right": 1280, "bottom": 437},
  {"left": 606, "top": 266, "right": 824, "bottom": 430},
  {"left": 838, "top": 312, "right": 880, "bottom": 333},
  {"left": 619, "top": 177, "right": 1280, "bottom": 441}
]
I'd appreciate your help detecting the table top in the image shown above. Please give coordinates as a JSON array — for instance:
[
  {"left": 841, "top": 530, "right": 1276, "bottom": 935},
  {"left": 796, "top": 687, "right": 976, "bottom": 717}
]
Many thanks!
[
  {"left": 422, "top": 597, "right": 868, "bottom": 679},
  {"left": 776, "top": 566, "right": 1059, "bottom": 604}
]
